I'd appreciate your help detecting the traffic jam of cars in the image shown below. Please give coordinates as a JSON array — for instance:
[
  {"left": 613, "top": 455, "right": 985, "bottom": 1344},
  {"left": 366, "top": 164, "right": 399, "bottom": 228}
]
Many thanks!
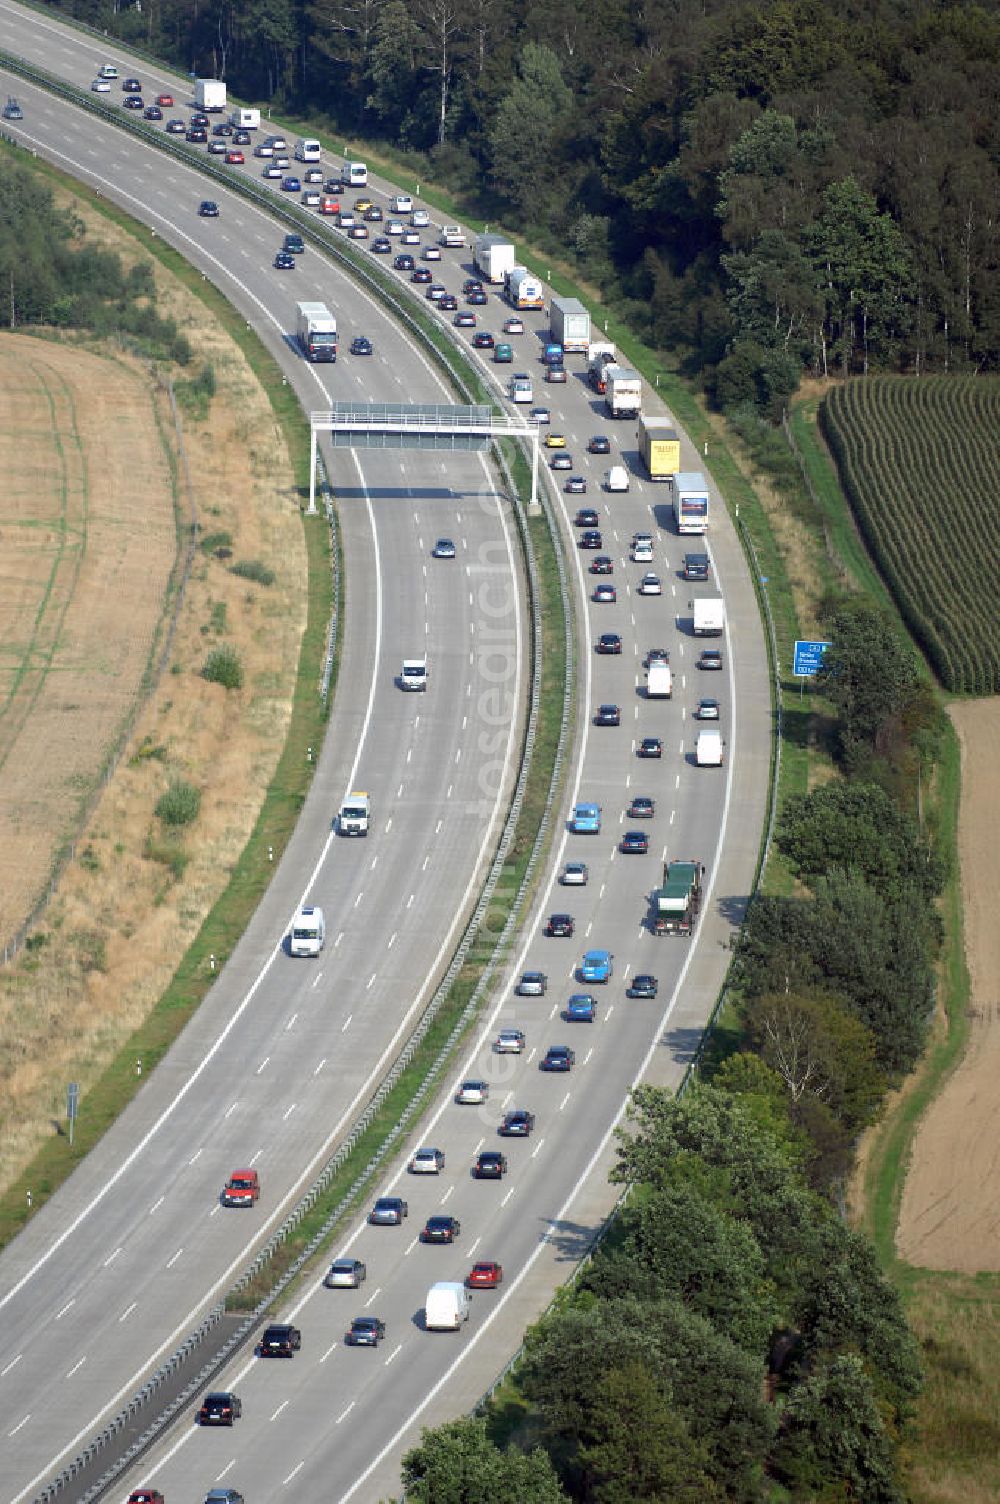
[{"left": 97, "top": 63, "right": 727, "bottom": 1501}]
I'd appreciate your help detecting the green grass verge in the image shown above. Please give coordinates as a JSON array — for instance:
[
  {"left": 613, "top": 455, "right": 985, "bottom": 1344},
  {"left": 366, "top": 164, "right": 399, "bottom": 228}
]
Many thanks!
[{"left": 0, "top": 157, "right": 331, "bottom": 1252}]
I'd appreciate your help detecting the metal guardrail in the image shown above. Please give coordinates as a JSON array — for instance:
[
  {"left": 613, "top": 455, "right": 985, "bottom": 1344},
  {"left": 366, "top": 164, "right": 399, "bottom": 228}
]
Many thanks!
[{"left": 16, "top": 49, "right": 578, "bottom": 1504}]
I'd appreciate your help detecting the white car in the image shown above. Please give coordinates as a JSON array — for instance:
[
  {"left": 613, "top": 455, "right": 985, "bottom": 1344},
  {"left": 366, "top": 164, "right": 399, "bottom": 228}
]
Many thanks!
[
  {"left": 422, "top": 245, "right": 442, "bottom": 260},
  {"left": 411, "top": 209, "right": 430, "bottom": 227},
  {"left": 254, "top": 142, "right": 274, "bottom": 157},
  {"left": 638, "top": 573, "right": 662, "bottom": 595},
  {"left": 401, "top": 229, "right": 420, "bottom": 244},
  {"left": 495, "top": 1029, "right": 526, "bottom": 1054},
  {"left": 274, "top": 155, "right": 291, "bottom": 169},
  {"left": 409, "top": 1147, "right": 445, "bottom": 1174},
  {"left": 386, "top": 219, "right": 404, "bottom": 236},
  {"left": 456, "top": 1079, "right": 489, "bottom": 1104},
  {"left": 561, "top": 862, "right": 589, "bottom": 886},
  {"left": 90, "top": 78, "right": 112, "bottom": 92},
  {"left": 632, "top": 542, "right": 654, "bottom": 563}
]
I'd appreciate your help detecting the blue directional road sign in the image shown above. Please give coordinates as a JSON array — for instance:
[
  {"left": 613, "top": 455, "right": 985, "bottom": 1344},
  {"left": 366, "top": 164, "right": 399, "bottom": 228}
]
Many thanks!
[{"left": 793, "top": 639, "right": 832, "bottom": 678}]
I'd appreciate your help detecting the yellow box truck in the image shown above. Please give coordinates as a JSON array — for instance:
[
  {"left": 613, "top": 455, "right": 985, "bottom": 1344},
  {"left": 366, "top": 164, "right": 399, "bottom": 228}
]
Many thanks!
[{"left": 638, "top": 416, "right": 681, "bottom": 480}]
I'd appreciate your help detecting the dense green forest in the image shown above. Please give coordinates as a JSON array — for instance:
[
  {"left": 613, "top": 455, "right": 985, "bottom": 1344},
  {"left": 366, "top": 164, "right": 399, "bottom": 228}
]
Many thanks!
[{"left": 52, "top": 0, "right": 1000, "bottom": 408}]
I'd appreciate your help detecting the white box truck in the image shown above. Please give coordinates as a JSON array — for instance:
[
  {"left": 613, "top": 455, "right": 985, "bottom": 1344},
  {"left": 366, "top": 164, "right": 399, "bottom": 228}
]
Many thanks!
[
  {"left": 338, "top": 791, "right": 370, "bottom": 836},
  {"left": 604, "top": 364, "right": 642, "bottom": 418},
  {"left": 646, "top": 661, "right": 673, "bottom": 698},
  {"left": 289, "top": 904, "right": 325, "bottom": 956},
  {"left": 604, "top": 465, "right": 629, "bottom": 492},
  {"left": 673, "top": 471, "right": 710, "bottom": 534},
  {"left": 505, "top": 265, "right": 544, "bottom": 309},
  {"left": 550, "top": 296, "right": 590, "bottom": 353},
  {"left": 692, "top": 598, "right": 725, "bottom": 636},
  {"left": 295, "top": 301, "right": 337, "bottom": 362},
  {"left": 400, "top": 657, "right": 427, "bottom": 691},
  {"left": 425, "top": 1281, "right": 471, "bottom": 1331},
  {"left": 230, "top": 106, "right": 260, "bottom": 129},
  {"left": 638, "top": 417, "right": 681, "bottom": 480},
  {"left": 474, "top": 234, "right": 516, "bottom": 284},
  {"left": 695, "top": 730, "right": 724, "bottom": 766},
  {"left": 195, "top": 79, "right": 226, "bottom": 112}
]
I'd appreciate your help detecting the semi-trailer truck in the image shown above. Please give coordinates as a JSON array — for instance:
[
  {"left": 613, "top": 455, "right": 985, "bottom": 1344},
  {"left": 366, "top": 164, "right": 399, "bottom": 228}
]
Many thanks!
[
  {"left": 295, "top": 301, "right": 337, "bottom": 362},
  {"left": 505, "top": 266, "right": 545, "bottom": 309},
  {"left": 473, "top": 234, "right": 516, "bottom": 284},
  {"left": 672, "top": 471, "right": 710, "bottom": 533},
  {"left": 550, "top": 296, "right": 591, "bottom": 353},
  {"left": 638, "top": 417, "right": 681, "bottom": 480}
]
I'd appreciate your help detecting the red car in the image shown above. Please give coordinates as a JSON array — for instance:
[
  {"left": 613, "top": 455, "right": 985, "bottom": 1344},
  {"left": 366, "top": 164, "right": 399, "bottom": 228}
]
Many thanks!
[
  {"left": 128, "top": 1493, "right": 165, "bottom": 1504},
  {"left": 155, "top": 93, "right": 174, "bottom": 107},
  {"left": 221, "top": 1168, "right": 259, "bottom": 1207},
  {"left": 468, "top": 1261, "right": 503, "bottom": 1289},
  {"left": 225, "top": 149, "right": 244, "bottom": 164}
]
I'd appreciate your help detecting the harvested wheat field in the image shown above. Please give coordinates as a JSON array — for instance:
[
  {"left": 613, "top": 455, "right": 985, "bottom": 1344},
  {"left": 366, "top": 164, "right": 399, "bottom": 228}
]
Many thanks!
[
  {"left": 897, "top": 698, "right": 1000, "bottom": 1272},
  {"left": 0, "top": 191, "right": 306, "bottom": 1195},
  {"left": 0, "top": 336, "right": 177, "bottom": 946}
]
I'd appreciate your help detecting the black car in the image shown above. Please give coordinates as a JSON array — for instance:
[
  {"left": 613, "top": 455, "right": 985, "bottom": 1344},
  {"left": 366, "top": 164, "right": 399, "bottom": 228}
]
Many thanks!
[
  {"left": 472, "top": 332, "right": 495, "bottom": 348},
  {"left": 411, "top": 267, "right": 434, "bottom": 283},
  {"left": 422, "top": 1215, "right": 461, "bottom": 1243},
  {"left": 345, "top": 1316, "right": 385, "bottom": 1346},
  {"left": 187, "top": 127, "right": 208, "bottom": 142},
  {"left": 590, "top": 556, "right": 614, "bottom": 575},
  {"left": 683, "top": 552, "right": 711, "bottom": 581},
  {"left": 351, "top": 336, "right": 373, "bottom": 355},
  {"left": 595, "top": 704, "right": 621, "bottom": 726},
  {"left": 638, "top": 736, "right": 663, "bottom": 758},
  {"left": 596, "top": 633, "right": 622, "bottom": 655},
  {"left": 499, "top": 1109, "right": 535, "bottom": 1137},
  {"left": 212, "top": 120, "right": 234, "bottom": 136},
  {"left": 165, "top": 118, "right": 186, "bottom": 133},
  {"left": 197, "top": 1391, "right": 242, "bottom": 1426},
  {"left": 283, "top": 233, "right": 305, "bottom": 254},
  {"left": 143, "top": 105, "right": 162, "bottom": 120},
  {"left": 627, "top": 974, "right": 659, "bottom": 999},
  {"left": 198, "top": 200, "right": 220, "bottom": 217},
  {"left": 627, "top": 796, "right": 655, "bottom": 818},
  {"left": 273, "top": 251, "right": 296, "bottom": 269},
  {"left": 259, "top": 1323, "right": 301, "bottom": 1357},
  {"left": 369, "top": 1196, "right": 408, "bottom": 1225},
  {"left": 463, "top": 278, "right": 484, "bottom": 293},
  {"left": 467, "top": 288, "right": 488, "bottom": 305},
  {"left": 393, "top": 253, "right": 416, "bottom": 271},
  {"left": 588, "top": 434, "right": 612, "bottom": 454},
  {"left": 371, "top": 237, "right": 392, "bottom": 253},
  {"left": 122, "top": 77, "right": 142, "bottom": 92},
  {"left": 439, "top": 294, "right": 459, "bottom": 311},
  {"left": 545, "top": 912, "right": 575, "bottom": 938},
  {"left": 474, "top": 1151, "right": 508, "bottom": 1179},
  {"left": 620, "top": 830, "right": 649, "bottom": 854},
  {"left": 122, "top": 95, "right": 144, "bottom": 109},
  {"left": 574, "top": 508, "right": 599, "bottom": 528},
  {"left": 190, "top": 111, "right": 210, "bottom": 126},
  {"left": 540, "top": 1045, "right": 576, "bottom": 1072},
  {"left": 233, "top": 129, "right": 251, "bottom": 144},
  {"left": 579, "top": 529, "right": 602, "bottom": 549}
]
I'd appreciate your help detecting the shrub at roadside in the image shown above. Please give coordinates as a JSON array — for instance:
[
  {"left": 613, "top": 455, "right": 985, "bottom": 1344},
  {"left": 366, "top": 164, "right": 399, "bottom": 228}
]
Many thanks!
[
  {"left": 230, "top": 560, "right": 276, "bottom": 586},
  {"left": 201, "top": 644, "right": 244, "bottom": 690},
  {"left": 154, "top": 779, "right": 201, "bottom": 827}
]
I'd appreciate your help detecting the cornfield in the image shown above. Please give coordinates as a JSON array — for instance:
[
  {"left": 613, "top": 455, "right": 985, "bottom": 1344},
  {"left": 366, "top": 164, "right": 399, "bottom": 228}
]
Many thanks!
[{"left": 821, "top": 376, "right": 1000, "bottom": 694}]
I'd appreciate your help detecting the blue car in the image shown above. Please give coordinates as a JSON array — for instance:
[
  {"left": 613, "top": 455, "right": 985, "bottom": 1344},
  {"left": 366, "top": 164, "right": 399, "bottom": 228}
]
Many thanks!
[
  {"left": 579, "top": 949, "right": 613, "bottom": 984},
  {"left": 565, "top": 993, "right": 596, "bottom": 1022},
  {"left": 281, "top": 175, "right": 302, "bottom": 192},
  {"left": 571, "top": 802, "right": 601, "bottom": 834}
]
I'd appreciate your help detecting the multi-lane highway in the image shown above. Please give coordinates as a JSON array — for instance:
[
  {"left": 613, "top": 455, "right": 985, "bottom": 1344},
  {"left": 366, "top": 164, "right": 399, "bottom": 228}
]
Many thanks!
[{"left": 0, "top": 11, "right": 771, "bottom": 1502}]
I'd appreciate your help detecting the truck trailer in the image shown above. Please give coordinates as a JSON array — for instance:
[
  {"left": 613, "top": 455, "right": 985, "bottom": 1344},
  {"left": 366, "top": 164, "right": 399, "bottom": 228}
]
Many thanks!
[
  {"left": 692, "top": 598, "right": 725, "bottom": 636},
  {"left": 638, "top": 416, "right": 681, "bottom": 480},
  {"left": 550, "top": 296, "right": 591, "bottom": 353},
  {"left": 603, "top": 364, "right": 642, "bottom": 418},
  {"left": 650, "top": 860, "right": 704, "bottom": 935},
  {"left": 194, "top": 79, "right": 226, "bottom": 112},
  {"left": 505, "top": 266, "right": 545, "bottom": 310},
  {"left": 295, "top": 301, "right": 337, "bottom": 362},
  {"left": 672, "top": 471, "right": 710, "bottom": 533},
  {"left": 473, "top": 234, "right": 516, "bottom": 284},
  {"left": 229, "top": 106, "right": 260, "bottom": 129}
]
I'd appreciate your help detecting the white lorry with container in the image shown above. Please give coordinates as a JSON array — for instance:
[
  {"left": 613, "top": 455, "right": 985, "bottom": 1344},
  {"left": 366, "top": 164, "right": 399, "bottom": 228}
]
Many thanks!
[
  {"left": 424, "top": 1281, "right": 471, "bottom": 1331},
  {"left": 695, "top": 729, "right": 724, "bottom": 766},
  {"left": 646, "top": 661, "right": 673, "bottom": 698},
  {"left": 295, "top": 301, "right": 337, "bottom": 363},
  {"left": 692, "top": 598, "right": 725, "bottom": 636},
  {"left": 505, "top": 266, "right": 545, "bottom": 310},
  {"left": 289, "top": 904, "right": 326, "bottom": 956},
  {"left": 672, "top": 471, "right": 710, "bottom": 534},
  {"left": 604, "top": 364, "right": 643, "bottom": 418},
  {"left": 194, "top": 79, "right": 226, "bottom": 112},
  {"left": 230, "top": 106, "right": 260, "bottom": 129},
  {"left": 399, "top": 657, "right": 428, "bottom": 692},
  {"left": 550, "top": 296, "right": 591, "bottom": 353},
  {"left": 473, "top": 234, "right": 516, "bottom": 284},
  {"left": 338, "top": 791, "right": 370, "bottom": 836},
  {"left": 638, "top": 417, "right": 681, "bottom": 480}
]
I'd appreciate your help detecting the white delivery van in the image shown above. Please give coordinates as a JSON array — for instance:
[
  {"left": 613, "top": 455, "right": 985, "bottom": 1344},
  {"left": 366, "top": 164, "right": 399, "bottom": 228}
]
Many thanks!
[
  {"left": 343, "top": 159, "right": 367, "bottom": 187},
  {"left": 289, "top": 904, "right": 326, "bottom": 956},
  {"left": 692, "top": 597, "right": 725, "bottom": 636},
  {"left": 400, "top": 657, "right": 428, "bottom": 691},
  {"left": 338, "top": 791, "right": 370, "bottom": 836},
  {"left": 425, "top": 1281, "right": 470, "bottom": 1331},
  {"left": 295, "top": 137, "right": 321, "bottom": 163},
  {"left": 604, "top": 466, "right": 630, "bottom": 493},
  {"left": 97, "top": 63, "right": 118, "bottom": 79},
  {"left": 389, "top": 193, "right": 413, "bottom": 214},
  {"left": 696, "top": 730, "right": 724, "bottom": 766},
  {"left": 646, "top": 662, "right": 672, "bottom": 698}
]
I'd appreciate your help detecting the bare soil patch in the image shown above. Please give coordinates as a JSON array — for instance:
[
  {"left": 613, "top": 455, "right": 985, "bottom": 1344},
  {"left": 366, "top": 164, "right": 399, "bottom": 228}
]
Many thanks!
[
  {"left": 896, "top": 699, "right": 1000, "bottom": 1272},
  {"left": 0, "top": 192, "right": 306, "bottom": 1193},
  {"left": 0, "top": 337, "right": 176, "bottom": 943}
]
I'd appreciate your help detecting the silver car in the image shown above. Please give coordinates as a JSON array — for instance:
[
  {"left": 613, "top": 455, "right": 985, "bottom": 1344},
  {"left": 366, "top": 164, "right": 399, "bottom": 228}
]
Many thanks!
[
  {"left": 495, "top": 1028, "right": 526, "bottom": 1054},
  {"left": 456, "top": 1079, "right": 489, "bottom": 1104},
  {"left": 324, "top": 1257, "right": 366, "bottom": 1288},
  {"left": 409, "top": 1147, "right": 445, "bottom": 1174},
  {"left": 517, "top": 971, "right": 547, "bottom": 996},
  {"left": 561, "top": 862, "right": 589, "bottom": 886}
]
